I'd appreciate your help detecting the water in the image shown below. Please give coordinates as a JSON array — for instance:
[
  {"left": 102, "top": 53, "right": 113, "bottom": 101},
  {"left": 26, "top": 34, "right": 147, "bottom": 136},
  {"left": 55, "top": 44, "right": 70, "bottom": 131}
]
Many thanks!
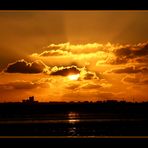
[{"left": 0, "top": 112, "right": 148, "bottom": 136}]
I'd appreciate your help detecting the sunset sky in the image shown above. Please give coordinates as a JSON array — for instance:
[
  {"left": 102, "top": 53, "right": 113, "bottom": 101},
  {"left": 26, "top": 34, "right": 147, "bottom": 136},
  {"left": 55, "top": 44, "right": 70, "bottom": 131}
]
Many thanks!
[{"left": 0, "top": 11, "right": 148, "bottom": 102}]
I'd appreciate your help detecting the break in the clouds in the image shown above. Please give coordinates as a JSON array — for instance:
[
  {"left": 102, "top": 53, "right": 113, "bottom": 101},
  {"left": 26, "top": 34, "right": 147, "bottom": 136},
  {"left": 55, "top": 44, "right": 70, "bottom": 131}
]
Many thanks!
[
  {"left": 50, "top": 66, "right": 99, "bottom": 80},
  {"left": 4, "top": 59, "right": 49, "bottom": 74}
]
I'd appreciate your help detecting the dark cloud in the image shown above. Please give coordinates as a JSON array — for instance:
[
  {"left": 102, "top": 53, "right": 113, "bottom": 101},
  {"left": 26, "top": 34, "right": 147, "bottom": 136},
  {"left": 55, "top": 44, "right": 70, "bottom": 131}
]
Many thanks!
[
  {"left": 0, "top": 80, "right": 49, "bottom": 90},
  {"left": 122, "top": 75, "right": 148, "bottom": 85},
  {"left": 122, "top": 76, "right": 140, "bottom": 84},
  {"left": 114, "top": 47, "right": 132, "bottom": 57},
  {"left": 109, "top": 56, "right": 129, "bottom": 65},
  {"left": 134, "top": 56, "right": 148, "bottom": 63},
  {"left": 134, "top": 43, "right": 148, "bottom": 56},
  {"left": 141, "top": 79, "right": 148, "bottom": 85},
  {"left": 110, "top": 66, "right": 148, "bottom": 74},
  {"left": 4, "top": 59, "right": 49, "bottom": 74},
  {"left": 50, "top": 65, "right": 100, "bottom": 80},
  {"left": 110, "top": 42, "right": 148, "bottom": 64},
  {"left": 115, "top": 44, "right": 148, "bottom": 58},
  {"left": 50, "top": 66, "right": 80, "bottom": 76}
]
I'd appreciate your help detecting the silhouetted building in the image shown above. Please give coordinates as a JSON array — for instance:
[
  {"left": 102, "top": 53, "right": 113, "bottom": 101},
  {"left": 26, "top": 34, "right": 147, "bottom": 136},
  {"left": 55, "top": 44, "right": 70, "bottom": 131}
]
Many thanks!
[
  {"left": 22, "top": 96, "right": 38, "bottom": 103},
  {"left": 29, "top": 96, "right": 34, "bottom": 102}
]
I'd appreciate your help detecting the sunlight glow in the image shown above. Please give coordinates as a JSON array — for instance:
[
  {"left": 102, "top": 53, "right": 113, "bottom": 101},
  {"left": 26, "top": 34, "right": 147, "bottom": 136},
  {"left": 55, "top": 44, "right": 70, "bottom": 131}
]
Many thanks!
[{"left": 68, "top": 74, "right": 80, "bottom": 81}]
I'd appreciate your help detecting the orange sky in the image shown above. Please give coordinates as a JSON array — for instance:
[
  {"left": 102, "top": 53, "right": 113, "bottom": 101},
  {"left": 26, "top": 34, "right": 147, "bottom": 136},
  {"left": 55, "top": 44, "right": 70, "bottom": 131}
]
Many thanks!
[{"left": 0, "top": 11, "right": 148, "bottom": 102}]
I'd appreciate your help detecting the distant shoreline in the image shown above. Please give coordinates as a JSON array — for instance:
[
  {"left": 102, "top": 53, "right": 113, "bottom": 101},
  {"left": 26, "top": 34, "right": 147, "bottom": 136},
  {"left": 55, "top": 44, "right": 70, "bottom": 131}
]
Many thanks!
[{"left": 0, "top": 100, "right": 148, "bottom": 104}]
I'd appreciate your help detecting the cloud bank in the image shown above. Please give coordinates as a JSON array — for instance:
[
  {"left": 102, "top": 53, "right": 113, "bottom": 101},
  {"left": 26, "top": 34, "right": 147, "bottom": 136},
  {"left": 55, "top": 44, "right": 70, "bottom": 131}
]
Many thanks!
[{"left": 4, "top": 59, "right": 49, "bottom": 74}]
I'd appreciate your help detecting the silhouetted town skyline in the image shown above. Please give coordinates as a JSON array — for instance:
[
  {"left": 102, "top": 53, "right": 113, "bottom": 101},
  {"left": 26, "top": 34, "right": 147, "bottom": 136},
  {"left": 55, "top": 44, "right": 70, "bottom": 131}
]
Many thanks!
[{"left": 0, "top": 96, "right": 145, "bottom": 104}]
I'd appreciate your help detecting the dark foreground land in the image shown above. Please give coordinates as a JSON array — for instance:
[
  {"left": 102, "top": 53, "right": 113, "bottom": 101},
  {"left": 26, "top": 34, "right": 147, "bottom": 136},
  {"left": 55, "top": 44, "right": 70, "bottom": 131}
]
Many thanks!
[{"left": 0, "top": 101, "right": 148, "bottom": 136}]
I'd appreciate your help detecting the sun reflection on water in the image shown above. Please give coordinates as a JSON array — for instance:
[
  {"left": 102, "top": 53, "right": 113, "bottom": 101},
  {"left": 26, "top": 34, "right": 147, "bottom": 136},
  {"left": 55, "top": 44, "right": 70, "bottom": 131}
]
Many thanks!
[
  {"left": 68, "top": 112, "right": 80, "bottom": 135},
  {"left": 68, "top": 112, "right": 80, "bottom": 124}
]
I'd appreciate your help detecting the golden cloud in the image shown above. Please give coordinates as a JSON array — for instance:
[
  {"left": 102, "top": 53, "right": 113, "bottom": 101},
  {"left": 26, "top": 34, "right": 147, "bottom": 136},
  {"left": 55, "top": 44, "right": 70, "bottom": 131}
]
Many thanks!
[
  {"left": 29, "top": 42, "right": 148, "bottom": 74},
  {"left": 1, "top": 41, "right": 148, "bottom": 102},
  {"left": 32, "top": 49, "right": 71, "bottom": 57},
  {"left": 42, "top": 42, "right": 105, "bottom": 54}
]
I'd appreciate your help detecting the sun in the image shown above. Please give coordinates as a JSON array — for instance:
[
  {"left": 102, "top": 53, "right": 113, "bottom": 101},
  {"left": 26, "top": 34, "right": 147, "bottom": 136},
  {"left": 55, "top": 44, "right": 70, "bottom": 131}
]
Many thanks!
[{"left": 68, "top": 74, "right": 80, "bottom": 81}]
